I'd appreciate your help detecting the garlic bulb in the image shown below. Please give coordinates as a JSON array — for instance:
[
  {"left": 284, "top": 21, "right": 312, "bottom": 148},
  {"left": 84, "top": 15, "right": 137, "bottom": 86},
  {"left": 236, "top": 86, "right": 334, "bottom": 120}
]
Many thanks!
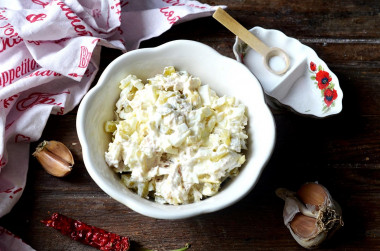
[
  {"left": 276, "top": 182, "right": 343, "bottom": 249},
  {"left": 33, "top": 140, "right": 74, "bottom": 177}
]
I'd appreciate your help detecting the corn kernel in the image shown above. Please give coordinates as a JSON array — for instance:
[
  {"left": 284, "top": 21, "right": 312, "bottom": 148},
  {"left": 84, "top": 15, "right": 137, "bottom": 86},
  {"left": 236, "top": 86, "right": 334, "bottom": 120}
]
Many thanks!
[
  {"left": 238, "top": 155, "right": 246, "bottom": 165},
  {"left": 105, "top": 121, "right": 118, "bottom": 133},
  {"left": 163, "top": 66, "right": 176, "bottom": 76}
]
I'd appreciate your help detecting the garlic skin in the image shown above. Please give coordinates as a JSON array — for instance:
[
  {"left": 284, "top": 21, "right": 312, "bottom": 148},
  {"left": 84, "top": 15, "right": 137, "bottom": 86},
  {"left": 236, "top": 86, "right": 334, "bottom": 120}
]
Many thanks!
[
  {"left": 33, "top": 140, "right": 74, "bottom": 177},
  {"left": 276, "top": 183, "right": 343, "bottom": 249}
]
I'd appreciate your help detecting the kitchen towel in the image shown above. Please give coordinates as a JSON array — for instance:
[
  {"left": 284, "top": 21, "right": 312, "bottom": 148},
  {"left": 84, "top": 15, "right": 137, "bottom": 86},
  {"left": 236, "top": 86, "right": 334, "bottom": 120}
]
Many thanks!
[{"left": 0, "top": 0, "right": 223, "bottom": 248}]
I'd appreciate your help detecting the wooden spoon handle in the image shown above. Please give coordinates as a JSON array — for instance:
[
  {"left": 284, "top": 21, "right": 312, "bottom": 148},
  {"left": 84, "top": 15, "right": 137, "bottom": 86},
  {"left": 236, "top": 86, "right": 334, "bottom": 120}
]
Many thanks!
[{"left": 213, "top": 8, "right": 270, "bottom": 56}]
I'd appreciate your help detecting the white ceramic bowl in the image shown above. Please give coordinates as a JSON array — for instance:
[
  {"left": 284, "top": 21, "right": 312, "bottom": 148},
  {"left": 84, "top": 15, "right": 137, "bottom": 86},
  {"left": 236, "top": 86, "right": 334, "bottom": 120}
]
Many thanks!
[{"left": 76, "top": 40, "right": 276, "bottom": 219}]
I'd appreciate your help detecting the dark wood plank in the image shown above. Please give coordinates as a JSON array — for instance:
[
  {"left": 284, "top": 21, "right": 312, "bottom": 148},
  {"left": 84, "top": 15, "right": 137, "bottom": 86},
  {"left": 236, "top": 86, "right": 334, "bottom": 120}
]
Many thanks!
[{"left": 204, "top": 0, "right": 380, "bottom": 39}]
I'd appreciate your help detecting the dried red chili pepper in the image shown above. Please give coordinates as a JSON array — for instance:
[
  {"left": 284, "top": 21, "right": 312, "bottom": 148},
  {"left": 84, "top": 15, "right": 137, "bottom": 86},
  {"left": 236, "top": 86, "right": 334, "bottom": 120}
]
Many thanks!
[{"left": 41, "top": 213, "right": 129, "bottom": 251}]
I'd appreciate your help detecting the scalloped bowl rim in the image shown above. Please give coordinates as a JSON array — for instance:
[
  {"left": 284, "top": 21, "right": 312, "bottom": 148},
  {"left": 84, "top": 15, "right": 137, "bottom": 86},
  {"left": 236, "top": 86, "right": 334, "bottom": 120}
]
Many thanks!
[
  {"left": 76, "top": 40, "right": 276, "bottom": 219},
  {"left": 232, "top": 26, "right": 343, "bottom": 118}
]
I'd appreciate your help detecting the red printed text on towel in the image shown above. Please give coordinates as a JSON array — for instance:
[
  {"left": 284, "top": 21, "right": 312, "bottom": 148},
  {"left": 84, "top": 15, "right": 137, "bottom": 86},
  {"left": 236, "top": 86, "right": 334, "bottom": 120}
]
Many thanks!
[
  {"left": 0, "top": 19, "right": 23, "bottom": 53},
  {"left": 160, "top": 7, "right": 180, "bottom": 24},
  {"left": 26, "top": 13, "right": 47, "bottom": 23},
  {"left": 78, "top": 46, "right": 91, "bottom": 68},
  {"left": 162, "top": 0, "right": 206, "bottom": 9},
  {"left": 16, "top": 91, "right": 70, "bottom": 111},
  {"left": 0, "top": 58, "right": 39, "bottom": 87},
  {"left": 55, "top": 1, "right": 93, "bottom": 37}
]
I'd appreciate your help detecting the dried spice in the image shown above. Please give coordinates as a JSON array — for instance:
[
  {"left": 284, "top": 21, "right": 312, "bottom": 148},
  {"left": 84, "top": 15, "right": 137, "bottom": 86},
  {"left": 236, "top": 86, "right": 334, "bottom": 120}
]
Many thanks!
[
  {"left": 41, "top": 213, "right": 130, "bottom": 251},
  {"left": 42, "top": 213, "right": 191, "bottom": 251}
]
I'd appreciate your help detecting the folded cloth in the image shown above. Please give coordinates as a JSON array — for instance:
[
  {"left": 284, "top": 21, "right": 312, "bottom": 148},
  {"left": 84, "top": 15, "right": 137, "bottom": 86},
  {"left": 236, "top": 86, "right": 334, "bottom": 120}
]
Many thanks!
[
  {"left": 0, "top": 227, "right": 35, "bottom": 251},
  {"left": 0, "top": 0, "right": 222, "bottom": 223}
]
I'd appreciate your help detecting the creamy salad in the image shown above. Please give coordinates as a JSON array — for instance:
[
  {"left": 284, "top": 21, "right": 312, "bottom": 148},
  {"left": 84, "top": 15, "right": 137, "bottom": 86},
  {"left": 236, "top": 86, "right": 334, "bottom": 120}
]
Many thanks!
[{"left": 105, "top": 66, "right": 248, "bottom": 205}]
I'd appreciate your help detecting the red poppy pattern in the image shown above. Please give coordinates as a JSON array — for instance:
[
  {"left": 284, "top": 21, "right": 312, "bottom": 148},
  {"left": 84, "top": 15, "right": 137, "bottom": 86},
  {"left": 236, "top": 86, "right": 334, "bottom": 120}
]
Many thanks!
[
  {"left": 309, "top": 61, "right": 338, "bottom": 112},
  {"left": 315, "top": 70, "right": 332, "bottom": 90},
  {"left": 310, "top": 61, "right": 316, "bottom": 71},
  {"left": 324, "top": 88, "right": 338, "bottom": 107}
]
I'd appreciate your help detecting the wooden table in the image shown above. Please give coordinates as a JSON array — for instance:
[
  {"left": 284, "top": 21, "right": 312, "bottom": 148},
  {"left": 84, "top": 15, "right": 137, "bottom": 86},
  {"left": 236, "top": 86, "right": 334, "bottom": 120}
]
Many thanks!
[{"left": 1, "top": 0, "right": 379, "bottom": 250}]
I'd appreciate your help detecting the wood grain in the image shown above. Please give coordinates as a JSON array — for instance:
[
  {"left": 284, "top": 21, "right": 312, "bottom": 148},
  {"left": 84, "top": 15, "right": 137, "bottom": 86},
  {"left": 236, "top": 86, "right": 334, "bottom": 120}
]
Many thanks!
[{"left": 1, "top": 0, "right": 379, "bottom": 250}]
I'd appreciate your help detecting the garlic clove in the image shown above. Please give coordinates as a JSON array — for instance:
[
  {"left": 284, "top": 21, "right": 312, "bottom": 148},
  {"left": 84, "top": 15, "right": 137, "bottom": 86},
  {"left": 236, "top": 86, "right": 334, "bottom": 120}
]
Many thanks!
[
  {"left": 33, "top": 140, "right": 74, "bottom": 177},
  {"left": 34, "top": 150, "right": 72, "bottom": 177},
  {"left": 276, "top": 182, "right": 343, "bottom": 249},
  {"left": 297, "top": 183, "right": 327, "bottom": 211},
  {"left": 290, "top": 213, "right": 318, "bottom": 239},
  {"left": 42, "top": 140, "right": 74, "bottom": 165}
]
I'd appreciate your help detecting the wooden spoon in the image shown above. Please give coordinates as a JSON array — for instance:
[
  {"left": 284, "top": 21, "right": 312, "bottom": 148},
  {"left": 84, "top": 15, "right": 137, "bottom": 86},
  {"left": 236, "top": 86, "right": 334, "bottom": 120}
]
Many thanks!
[{"left": 213, "top": 8, "right": 290, "bottom": 75}]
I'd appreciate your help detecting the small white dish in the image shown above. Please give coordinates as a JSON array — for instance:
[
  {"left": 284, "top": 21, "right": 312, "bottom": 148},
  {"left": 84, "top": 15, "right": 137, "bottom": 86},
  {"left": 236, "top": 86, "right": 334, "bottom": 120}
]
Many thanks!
[
  {"left": 233, "top": 26, "right": 343, "bottom": 117},
  {"left": 77, "top": 40, "right": 276, "bottom": 219}
]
